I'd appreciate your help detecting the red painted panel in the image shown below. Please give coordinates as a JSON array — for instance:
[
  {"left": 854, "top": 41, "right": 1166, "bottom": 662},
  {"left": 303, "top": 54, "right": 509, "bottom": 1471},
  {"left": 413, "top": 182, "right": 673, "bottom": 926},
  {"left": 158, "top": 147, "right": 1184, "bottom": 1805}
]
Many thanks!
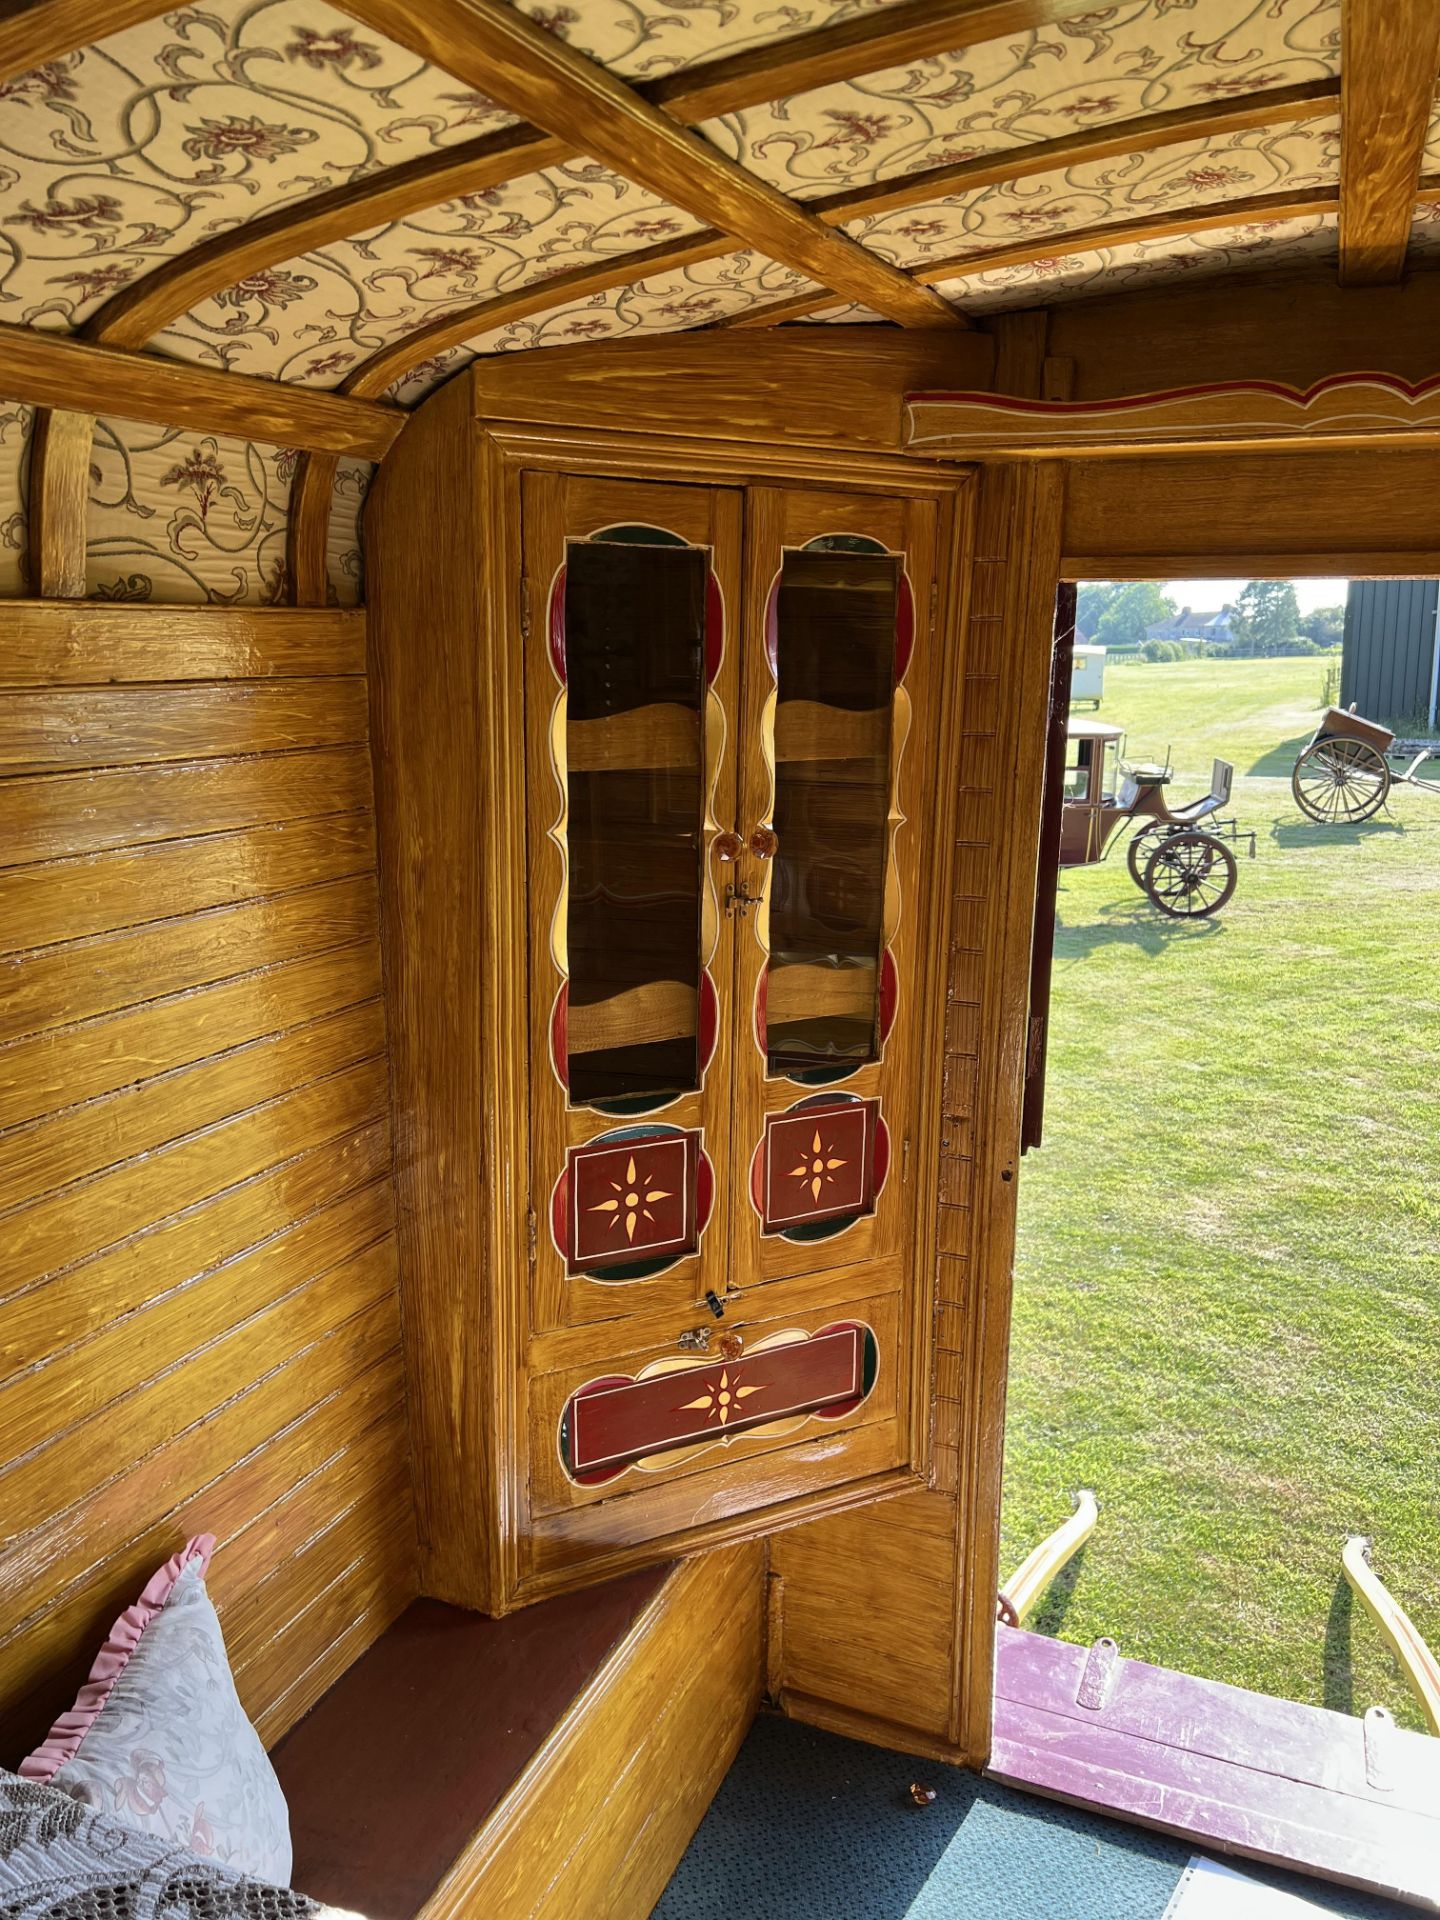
[
  {"left": 762, "top": 1100, "right": 876, "bottom": 1230},
  {"left": 569, "top": 1133, "right": 695, "bottom": 1269},
  {"left": 568, "top": 1326, "right": 866, "bottom": 1475}
]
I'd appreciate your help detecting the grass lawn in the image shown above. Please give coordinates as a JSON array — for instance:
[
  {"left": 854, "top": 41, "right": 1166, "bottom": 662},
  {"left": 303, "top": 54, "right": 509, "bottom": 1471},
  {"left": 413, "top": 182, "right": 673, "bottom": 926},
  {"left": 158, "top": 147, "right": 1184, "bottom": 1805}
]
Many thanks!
[{"left": 1001, "top": 654, "right": 1440, "bottom": 1733}]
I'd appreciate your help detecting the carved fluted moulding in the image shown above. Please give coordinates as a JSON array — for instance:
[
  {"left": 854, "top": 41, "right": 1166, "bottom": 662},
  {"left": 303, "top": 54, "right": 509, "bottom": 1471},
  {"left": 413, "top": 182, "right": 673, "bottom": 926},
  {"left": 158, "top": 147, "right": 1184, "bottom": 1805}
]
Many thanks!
[{"left": 905, "top": 373, "right": 1440, "bottom": 459}]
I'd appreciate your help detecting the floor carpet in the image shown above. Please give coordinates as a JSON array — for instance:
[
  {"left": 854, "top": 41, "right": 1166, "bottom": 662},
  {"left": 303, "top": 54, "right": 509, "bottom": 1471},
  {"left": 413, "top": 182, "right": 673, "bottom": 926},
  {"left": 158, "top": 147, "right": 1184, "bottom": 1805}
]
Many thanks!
[{"left": 652, "top": 1715, "right": 1416, "bottom": 1920}]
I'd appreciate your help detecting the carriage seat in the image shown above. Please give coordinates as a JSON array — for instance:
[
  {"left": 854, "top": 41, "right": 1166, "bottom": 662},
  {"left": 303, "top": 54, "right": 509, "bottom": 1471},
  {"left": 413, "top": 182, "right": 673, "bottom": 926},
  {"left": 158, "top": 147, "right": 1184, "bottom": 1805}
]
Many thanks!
[{"left": 1165, "top": 757, "right": 1234, "bottom": 824}]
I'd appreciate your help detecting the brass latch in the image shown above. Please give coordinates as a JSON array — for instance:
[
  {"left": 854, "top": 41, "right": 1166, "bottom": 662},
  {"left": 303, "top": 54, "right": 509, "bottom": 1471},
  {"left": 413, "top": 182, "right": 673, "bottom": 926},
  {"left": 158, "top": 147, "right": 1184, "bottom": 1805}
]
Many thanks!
[{"left": 725, "top": 881, "right": 763, "bottom": 918}]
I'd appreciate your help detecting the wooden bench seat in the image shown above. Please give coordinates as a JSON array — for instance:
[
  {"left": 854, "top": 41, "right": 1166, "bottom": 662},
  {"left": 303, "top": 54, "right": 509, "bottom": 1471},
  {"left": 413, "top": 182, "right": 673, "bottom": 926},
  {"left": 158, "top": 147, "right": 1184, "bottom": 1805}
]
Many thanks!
[{"left": 271, "top": 1544, "right": 763, "bottom": 1920}]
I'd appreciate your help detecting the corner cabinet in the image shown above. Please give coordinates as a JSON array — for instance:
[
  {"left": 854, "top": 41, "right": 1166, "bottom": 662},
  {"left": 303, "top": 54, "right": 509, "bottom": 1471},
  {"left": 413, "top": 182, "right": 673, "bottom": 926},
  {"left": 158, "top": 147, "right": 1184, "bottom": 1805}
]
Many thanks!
[{"left": 367, "top": 372, "right": 971, "bottom": 1613}]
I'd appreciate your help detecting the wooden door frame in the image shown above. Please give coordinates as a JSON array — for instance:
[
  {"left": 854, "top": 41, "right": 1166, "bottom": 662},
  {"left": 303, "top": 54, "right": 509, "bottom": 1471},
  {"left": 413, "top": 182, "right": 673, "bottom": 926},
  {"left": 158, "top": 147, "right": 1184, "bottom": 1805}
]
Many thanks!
[
  {"left": 948, "top": 462, "right": 1066, "bottom": 1763},
  {"left": 961, "top": 443, "right": 1439, "bottom": 1765}
]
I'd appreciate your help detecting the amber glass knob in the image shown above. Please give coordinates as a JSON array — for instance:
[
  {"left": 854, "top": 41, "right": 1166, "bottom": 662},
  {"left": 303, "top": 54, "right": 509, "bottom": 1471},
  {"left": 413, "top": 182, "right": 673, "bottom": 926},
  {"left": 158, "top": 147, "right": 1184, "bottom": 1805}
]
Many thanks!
[
  {"left": 714, "top": 830, "right": 743, "bottom": 863},
  {"left": 749, "top": 825, "right": 779, "bottom": 860}
]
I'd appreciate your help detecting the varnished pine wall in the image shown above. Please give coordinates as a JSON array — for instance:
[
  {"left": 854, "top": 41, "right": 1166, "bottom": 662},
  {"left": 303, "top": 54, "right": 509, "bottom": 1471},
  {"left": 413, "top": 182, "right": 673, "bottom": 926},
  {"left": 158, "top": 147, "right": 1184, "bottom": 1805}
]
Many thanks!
[{"left": 0, "top": 601, "right": 418, "bottom": 1761}]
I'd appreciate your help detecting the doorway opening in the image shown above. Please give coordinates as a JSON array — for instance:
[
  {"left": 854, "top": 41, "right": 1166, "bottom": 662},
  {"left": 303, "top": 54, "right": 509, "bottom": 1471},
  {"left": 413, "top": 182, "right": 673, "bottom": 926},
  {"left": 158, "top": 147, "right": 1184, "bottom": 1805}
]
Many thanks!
[{"left": 991, "top": 571, "right": 1440, "bottom": 1889}]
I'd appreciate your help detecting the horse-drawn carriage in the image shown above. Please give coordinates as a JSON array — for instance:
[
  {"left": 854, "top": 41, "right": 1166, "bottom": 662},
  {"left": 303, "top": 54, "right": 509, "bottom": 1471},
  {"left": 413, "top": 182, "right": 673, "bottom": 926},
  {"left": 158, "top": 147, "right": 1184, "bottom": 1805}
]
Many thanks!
[
  {"left": 1292, "top": 705, "right": 1440, "bottom": 823},
  {"left": 1062, "top": 718, "right": 1254, "bottom": 918}
]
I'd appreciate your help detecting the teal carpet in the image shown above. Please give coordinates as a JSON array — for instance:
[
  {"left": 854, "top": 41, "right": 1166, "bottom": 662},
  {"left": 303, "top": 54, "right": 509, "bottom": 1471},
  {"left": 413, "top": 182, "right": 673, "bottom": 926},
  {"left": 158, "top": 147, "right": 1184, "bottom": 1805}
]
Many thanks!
[{"left": 653, "top": 1716, "right": 1414, "bottom": 1920}]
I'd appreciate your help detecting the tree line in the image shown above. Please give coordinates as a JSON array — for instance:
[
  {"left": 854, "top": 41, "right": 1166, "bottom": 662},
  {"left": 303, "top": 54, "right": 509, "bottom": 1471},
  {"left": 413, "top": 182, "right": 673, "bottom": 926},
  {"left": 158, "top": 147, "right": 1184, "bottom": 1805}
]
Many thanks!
[{"left": 1076, "top": 581, "right": 1344, "bottom": 656}]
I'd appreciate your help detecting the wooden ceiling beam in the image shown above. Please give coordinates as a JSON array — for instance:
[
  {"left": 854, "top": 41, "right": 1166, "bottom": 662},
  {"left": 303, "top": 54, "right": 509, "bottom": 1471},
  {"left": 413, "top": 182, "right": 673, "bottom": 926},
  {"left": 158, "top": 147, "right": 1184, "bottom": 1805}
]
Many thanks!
[
  {"left": 1338, "top": 0, "right": 1440, "bottom": 285},
  {"left": 85, "top": 6, "right": 1326, "bottom": 350},
  {"left": 87, "top": 0, "right": 1097, "bottom": 346},
  {"left": 0, "top": 325, "right": 403, "bottom": 459},
  {"left": 88, "top": 123, "right": 570, "bottom": 349},
  {"left": 87, "top": 8, "right": 1082, "bottom": 349},
  {"left": 334, "top": 123, "right": 1357, "bottom": 388},
  {"left": 642, "top": 0, "right": 1099, "bottom": 123},
  {"left": 715, "top": 292, "right": 838, "bottom": 329},
  {"left": 334, "top": 0, "right": 963, "bottom": 329},
  {"left": 726, "top": 188, "right": 1347, "bottom": 328}
]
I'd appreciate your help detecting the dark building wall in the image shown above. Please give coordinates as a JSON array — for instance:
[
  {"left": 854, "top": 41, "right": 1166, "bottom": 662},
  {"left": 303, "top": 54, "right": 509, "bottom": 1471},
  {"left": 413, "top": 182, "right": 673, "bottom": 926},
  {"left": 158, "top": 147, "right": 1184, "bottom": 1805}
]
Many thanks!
[{"left": 1342, "top": 579, "right": 1439, "bottom": 729}]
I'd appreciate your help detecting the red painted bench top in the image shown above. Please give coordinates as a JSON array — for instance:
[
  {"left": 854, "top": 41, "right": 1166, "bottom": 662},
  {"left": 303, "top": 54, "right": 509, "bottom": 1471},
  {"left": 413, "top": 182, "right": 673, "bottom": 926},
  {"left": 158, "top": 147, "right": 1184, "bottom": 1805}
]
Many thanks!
[{"left": 271, "top": 1566, "right": 668, "bottom": 1919}]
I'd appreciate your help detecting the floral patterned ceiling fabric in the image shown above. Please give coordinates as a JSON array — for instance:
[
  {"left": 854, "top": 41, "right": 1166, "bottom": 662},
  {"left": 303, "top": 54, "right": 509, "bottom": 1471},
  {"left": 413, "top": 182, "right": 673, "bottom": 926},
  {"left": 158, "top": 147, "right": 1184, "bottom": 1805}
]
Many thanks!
[
  {"left": 86, "top": 417, "right": 293, "bottom": 603},
  {"left": 510, "top": 0, "right": 911, "bottom": 79},
  {"left": 847, "top": 118, "right": 1340, "bottom": 269},
  {"left": 154, "top": 160, "right": 707, "bottom": 383},
  {"left": 0, "top": 0, "right": 534, "bottom": 333},
  {"left": 156, "top": 118, "right": 1341, "bottom": 391},
  {"left": 700, "top": 0, "right": 1340, "bottom": 198},
  {"left": 326, "top": 458, "right": 371, "bottom": 604},
  {"left": 0, "top": 0, "right": 1430, "bottom": 610},
  {"left": 1420, "top": 94, "right": 1440, "bottom": 174},
  {"left": 927, "top": 208, "right": 1338, "bottom": 309},
  {"left": 1408, "top": 199, "right": 1440, "bottom": 258},
  {"left": 0, "top": 401, "right": 30, "bottom": 595},
  {"left": 388, "top": 246, "right": 818, "bottom": 402}
]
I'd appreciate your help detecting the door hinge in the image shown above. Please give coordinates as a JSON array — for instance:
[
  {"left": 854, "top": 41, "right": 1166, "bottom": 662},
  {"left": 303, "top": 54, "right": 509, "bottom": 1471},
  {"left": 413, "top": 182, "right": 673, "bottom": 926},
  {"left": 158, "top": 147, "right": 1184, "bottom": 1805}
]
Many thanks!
[
  {"left": 526, "top": 1205, "right": 537, "bottom": 1264},
  {"left": 929, "top": 577, "right": 938, "bottom": 638},
  {"left": 902, "top": 1135, "right": 912, "bottom": 1185},
  {"left": 519, "top": 573, "right": 531, "bottom": 641}
]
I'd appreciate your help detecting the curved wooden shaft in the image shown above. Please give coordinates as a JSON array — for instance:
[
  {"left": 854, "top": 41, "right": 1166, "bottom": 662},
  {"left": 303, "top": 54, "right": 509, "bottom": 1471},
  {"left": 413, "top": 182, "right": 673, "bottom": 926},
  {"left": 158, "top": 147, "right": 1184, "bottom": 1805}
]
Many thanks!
[
  {"left": 1343, "top": 1533, "right": 1440, "bottom": 1734},
  {"left": 999, "top": 1488, "right": 1098, "bottom": 1628},
  {"left": 287, "top": 453, "right": 339, "bottom": 608},
  {"left": 27, "top": 408, "right": 91, "bottom": 598}
]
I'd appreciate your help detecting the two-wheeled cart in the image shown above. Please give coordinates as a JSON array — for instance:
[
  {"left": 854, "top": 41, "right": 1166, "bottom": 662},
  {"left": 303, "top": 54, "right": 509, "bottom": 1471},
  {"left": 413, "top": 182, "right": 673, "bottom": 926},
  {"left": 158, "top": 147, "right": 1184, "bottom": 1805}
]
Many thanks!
[{"left": 1292, "top": 705, "right": 1440, "bottom": 824}]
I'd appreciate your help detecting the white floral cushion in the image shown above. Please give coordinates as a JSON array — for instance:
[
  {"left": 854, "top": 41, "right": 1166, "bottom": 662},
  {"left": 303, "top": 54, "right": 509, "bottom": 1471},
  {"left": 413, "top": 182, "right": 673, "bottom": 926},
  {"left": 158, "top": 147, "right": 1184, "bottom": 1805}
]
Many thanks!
[{"left": 20, "top": 1535, "right": 293, "bottom": 1886}]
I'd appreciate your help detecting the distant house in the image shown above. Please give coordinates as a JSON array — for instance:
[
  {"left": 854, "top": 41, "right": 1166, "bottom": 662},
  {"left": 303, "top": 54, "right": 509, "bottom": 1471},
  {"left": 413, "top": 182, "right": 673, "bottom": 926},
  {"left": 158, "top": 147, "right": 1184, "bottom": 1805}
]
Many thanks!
[{"left": 1144, "top": 604, "right": 1236, "bottom": 645}]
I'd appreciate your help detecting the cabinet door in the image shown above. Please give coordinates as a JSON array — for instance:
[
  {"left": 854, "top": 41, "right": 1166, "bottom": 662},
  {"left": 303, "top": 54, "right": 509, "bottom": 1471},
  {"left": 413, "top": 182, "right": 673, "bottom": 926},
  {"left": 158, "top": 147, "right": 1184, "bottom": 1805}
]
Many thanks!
[
  {"left": 522, "top": 472, "right": 743, "bottom": 1332},
  {"left": 731, "top": 487, "right": 939, "bottom": 1292}
]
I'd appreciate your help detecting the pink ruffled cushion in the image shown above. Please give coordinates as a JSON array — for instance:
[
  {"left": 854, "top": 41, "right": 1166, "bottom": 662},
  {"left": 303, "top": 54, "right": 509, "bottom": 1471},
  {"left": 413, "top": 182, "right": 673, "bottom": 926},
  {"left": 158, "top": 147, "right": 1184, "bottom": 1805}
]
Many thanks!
[
  {"left": 18, "top": 1533, "right": 291, "bottom": 1884},
  {"left": 20, "top": 1535, "right": 215, "bottom": 1785}
]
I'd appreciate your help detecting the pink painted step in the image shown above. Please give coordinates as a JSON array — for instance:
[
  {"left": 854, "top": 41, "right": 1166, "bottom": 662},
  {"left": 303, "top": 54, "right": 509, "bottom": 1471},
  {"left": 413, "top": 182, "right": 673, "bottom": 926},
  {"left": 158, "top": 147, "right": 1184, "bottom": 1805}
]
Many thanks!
[{"left": 991, "top": 1624, "right": 1440, "bottom": 1911}]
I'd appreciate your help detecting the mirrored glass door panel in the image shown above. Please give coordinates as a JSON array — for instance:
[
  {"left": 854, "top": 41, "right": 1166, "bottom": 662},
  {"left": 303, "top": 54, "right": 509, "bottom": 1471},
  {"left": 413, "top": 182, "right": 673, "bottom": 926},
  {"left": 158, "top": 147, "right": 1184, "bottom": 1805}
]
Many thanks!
[
  {"left": 565, "top": 538, "right": 707, "bottom": 1108},
  {"left": 734, "top": 487, "right": 937, "bottom": 1295},
  {"left": 524, "top": 471, "right": 742, "bottom": 1334},
  {"left": 768, "top": 545, "right": 899, "bottom": 1079}
]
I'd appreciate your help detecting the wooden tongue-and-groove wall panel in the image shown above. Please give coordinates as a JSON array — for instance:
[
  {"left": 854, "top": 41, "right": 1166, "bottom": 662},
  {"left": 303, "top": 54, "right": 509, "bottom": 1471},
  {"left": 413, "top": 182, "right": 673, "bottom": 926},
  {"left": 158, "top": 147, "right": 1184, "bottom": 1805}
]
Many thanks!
[{"left": 0, "top": 602, "right": 418, "bottom": 1762}]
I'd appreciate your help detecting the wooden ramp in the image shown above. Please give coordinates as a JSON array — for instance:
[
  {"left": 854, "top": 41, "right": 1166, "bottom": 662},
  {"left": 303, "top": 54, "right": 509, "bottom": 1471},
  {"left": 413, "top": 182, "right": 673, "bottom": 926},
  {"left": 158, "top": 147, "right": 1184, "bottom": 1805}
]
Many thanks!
[{"left": 990, "top": 1623, "right": 1440, "bottom": 1912}]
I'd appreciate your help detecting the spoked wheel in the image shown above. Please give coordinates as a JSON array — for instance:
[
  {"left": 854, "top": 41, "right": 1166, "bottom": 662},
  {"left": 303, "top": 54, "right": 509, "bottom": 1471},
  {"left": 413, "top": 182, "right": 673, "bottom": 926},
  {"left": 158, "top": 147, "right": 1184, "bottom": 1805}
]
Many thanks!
[
  {"left": 1127, "top": 825, "right": 1166, "bottom": 891},
  {"left": 1292, "top": 738, "right": 1390, "bottom": 824},
  {"left": 1143, "top": 830, "right": 1237, "bottom": 918}
]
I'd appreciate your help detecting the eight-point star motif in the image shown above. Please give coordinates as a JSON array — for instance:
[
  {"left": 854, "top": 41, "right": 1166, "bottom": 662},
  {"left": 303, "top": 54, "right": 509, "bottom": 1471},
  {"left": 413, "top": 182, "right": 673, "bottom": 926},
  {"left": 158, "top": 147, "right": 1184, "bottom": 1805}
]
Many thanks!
[
  {"left": 588, "top": 1154, "right": 673, "bottom": 1243},
  {"left": 680, "top": 1368, "right": 763, "bottom": 1428},
  {"left": 790, "top": 1128, "right": 849, "bottom": 1205}
]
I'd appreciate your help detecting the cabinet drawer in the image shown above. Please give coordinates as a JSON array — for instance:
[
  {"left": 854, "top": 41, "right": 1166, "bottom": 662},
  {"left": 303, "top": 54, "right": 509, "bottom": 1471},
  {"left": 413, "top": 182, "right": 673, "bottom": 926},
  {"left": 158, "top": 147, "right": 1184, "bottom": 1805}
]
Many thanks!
[{"left": 528, "top": 1278, "right": 902, "bottom": 1522}]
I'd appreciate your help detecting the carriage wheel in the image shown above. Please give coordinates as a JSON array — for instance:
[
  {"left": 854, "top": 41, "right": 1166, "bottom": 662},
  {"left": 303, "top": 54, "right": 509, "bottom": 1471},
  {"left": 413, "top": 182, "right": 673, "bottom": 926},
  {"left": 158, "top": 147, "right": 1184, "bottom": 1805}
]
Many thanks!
[
  {"left": 1143, "top": 831, "right": 1237, "bottom": 918},
  {"left": 1292, "top": 738, "right": 1390, "bottom": 824},
  {"left": 1127, "top": 825, "right": 1166, "bottom": 891}
]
